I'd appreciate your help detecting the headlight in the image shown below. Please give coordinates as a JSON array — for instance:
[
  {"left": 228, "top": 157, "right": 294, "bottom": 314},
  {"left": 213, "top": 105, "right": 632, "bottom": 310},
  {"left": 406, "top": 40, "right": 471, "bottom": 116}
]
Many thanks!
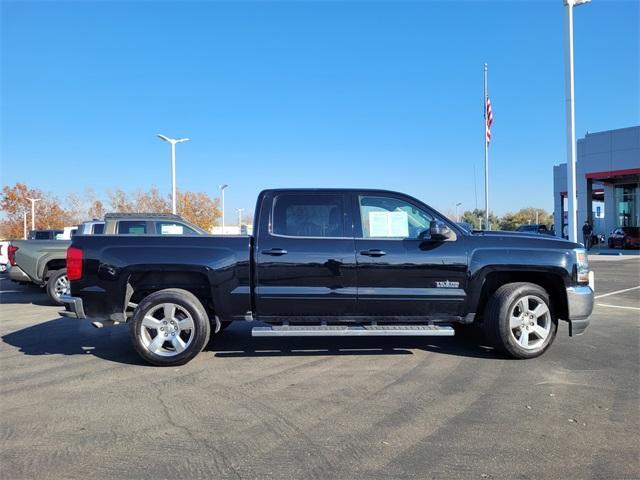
[{"left": 575, "top": 248, "right": 589, "bottom": 283}]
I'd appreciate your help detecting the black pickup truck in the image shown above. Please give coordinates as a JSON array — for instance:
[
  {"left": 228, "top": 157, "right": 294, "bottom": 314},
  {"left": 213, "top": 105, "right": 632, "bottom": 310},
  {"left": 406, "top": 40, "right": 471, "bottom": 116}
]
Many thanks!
[{"left": 62, "top": 188, "right": 594, "bottom": 366}]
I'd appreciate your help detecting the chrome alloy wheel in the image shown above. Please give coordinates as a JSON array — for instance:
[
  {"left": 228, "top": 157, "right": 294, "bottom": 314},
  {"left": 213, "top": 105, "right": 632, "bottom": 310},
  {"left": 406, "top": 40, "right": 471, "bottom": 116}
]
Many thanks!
[
  {"left": 54, "top": 275, "right": 70, "bottom": 299},
  {"left": 139, "top": 303, "right": 195, "bottom": 357},
  {"left": 508, "top": 295, "right": 552, "bottom": 350}
]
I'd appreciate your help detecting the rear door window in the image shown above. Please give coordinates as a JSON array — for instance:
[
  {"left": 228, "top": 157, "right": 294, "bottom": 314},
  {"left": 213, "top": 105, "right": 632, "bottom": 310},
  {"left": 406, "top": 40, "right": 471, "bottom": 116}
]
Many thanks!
[
  {"left": 117, "top": 221, "right": 147, "bottom": 235},
  {"left": 92, "top": 224, "right": 105, "bottom": 234},
  {"left": 272, "top": 194, "right": 346, "bottom": 237}
]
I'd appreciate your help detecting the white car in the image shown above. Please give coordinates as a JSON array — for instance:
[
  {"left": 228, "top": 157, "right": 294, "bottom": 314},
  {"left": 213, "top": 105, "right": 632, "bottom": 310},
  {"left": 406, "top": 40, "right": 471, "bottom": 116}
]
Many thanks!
[
  {"left": 55, "top": 226, "right": 79, "bottom": 240},
  {"left": 0, "top": 241, "right": 9, "bottom": 272}
]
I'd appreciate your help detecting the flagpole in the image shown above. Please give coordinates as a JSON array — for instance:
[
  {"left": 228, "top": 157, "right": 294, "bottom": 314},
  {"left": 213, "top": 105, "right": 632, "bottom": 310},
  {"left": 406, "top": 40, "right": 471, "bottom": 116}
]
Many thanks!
[{"left": 483, "top": 63, "right": 490, "bottom": 230}]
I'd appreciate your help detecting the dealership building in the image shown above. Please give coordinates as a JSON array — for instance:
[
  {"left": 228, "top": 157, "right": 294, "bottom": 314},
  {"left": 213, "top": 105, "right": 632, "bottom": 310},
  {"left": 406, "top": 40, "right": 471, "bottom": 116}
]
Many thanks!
[{"left": 553, "top": 126, "right": 640, "bottom": 239}]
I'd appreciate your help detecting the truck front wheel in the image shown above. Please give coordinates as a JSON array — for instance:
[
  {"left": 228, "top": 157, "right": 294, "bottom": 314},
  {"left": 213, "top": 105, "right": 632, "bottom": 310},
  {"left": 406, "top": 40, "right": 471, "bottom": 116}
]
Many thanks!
[
  {"left": 130, "top": 289, "right": 211, "bottom": 366},
  {"left": 483, "top": 283, "right": 557, "bottom": 359}
]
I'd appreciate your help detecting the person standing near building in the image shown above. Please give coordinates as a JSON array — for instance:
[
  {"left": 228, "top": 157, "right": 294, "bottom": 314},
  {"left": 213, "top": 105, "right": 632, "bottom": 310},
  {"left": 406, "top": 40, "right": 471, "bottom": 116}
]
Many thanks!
[{"left": 582, "top": 221, "right": 593, "bottom": 250}]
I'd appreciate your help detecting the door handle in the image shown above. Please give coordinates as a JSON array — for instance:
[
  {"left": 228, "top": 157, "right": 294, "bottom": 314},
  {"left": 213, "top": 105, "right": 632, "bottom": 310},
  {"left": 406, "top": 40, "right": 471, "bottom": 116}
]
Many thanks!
[
  {"left": 359, "top": 249, "right": 386, "bottom": 257},
  {"left": 262, "top": 248, "right": 288, "bottom": 256}
]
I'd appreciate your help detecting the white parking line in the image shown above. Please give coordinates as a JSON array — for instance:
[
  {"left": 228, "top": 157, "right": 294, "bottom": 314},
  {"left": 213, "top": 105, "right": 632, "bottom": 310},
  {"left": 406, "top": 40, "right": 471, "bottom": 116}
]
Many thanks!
[
  {"left": 596, "top": 303, "right": 640, "bottom": 311},
  {"left": 594, "top": 286, "right": 640, "bottom": 299}
]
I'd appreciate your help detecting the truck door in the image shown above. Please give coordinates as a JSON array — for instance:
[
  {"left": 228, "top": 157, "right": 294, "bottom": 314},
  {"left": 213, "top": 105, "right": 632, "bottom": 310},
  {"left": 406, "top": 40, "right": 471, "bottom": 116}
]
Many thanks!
[
  {"left": 353, "top": 192, "right": 468, "bottom": 318},
  {"left": 254, "top": 191, "right": 357, "bottom": 320}
]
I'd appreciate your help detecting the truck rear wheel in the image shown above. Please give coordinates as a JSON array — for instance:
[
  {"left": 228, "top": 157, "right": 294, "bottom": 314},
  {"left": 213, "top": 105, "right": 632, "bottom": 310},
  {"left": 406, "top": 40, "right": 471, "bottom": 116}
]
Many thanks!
[
  {"left": 483, "top": 282, "right": 557, "bottom": 359},
  {"left": 46, "top": 269, "right": 69, "bottom": 306},
  {"left": 130, "top": 288, "right": 211, "bottom": 366}
]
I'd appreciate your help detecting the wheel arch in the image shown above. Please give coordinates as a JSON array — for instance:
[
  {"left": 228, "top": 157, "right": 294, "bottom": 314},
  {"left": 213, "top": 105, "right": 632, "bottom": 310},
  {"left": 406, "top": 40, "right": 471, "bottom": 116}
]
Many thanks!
[
  {"left": 43, "top": 258, "right": 67, "bottom": 280},
  {"left": 471, "top": 269, "right": 569, "bottom": 322},
  {"left": 127, "top": 269, "right": 214, "bottom": 313}
]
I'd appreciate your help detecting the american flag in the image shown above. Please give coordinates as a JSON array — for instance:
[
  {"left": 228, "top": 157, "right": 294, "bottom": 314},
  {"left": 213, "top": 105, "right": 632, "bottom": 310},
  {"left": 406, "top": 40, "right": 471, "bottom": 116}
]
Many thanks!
[{"left": 485, "top": 96, "right": 494, "bottom": 144}]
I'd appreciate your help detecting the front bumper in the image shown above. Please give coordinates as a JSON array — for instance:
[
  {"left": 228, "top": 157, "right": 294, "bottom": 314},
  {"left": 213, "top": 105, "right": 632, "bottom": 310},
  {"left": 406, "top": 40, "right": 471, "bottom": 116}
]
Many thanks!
[
  {"left": 8, "top": 265, "right": 31, "bottom": 283},
  {"left": 60, "top": 295, "right": 87, "bottom": 319},
  {"left": 566, "top": 285, "right": 594, "bottom": 336}
]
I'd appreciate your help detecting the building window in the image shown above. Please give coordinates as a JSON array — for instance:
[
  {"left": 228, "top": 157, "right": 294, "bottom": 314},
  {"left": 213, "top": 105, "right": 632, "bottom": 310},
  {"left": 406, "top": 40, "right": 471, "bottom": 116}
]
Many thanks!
[{"left": 615, "top": 183, "right": 640, "bottom": 227}]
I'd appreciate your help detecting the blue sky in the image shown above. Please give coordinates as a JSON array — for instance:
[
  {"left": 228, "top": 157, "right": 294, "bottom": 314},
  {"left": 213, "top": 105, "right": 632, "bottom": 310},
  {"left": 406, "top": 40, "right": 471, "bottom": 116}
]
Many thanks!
[{"left": 1, "top": 0, "right": 638, "bottom": 217}]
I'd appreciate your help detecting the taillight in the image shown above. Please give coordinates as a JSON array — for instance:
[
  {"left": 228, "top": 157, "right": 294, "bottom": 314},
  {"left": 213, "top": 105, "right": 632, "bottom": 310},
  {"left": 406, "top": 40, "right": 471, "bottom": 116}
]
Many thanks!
[
  {"left": 8, "top": 245, "right": 18, "bottom": 266},
  {"left": 67, "top": 246, "right": 83, "bottom": 281}
]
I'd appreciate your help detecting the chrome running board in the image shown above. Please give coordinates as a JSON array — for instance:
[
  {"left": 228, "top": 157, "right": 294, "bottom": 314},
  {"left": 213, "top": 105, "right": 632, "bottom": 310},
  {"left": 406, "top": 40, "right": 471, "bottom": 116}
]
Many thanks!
[{"left": 252, "top": 324, "right": 455, "bottom": 337}]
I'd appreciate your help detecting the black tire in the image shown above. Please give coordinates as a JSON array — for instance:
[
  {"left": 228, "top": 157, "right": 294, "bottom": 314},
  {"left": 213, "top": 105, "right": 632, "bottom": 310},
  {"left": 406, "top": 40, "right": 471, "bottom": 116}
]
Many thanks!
[
  {"left": 483, "top": 282, "right": 558, "bottom": 359},
  {"left": 129, "top": 288, "right": 211, "bottom": 366},
  {"left": 46, "top": 269, "right": 68, "bottom": 306}
]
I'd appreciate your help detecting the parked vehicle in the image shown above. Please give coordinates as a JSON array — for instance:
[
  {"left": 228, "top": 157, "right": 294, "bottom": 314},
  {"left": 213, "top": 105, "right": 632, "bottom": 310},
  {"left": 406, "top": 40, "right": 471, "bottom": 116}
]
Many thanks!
[
  {"left": 0, "top": 241, "right": 9, "bottom": 273},
  {"left": 607, "top": 227, "right": 640, "bottom": 249},
  {"left": 62, "top": 188, "right": 594, "bottom": 366},
  {"left": 55, "top": 226, "right": 78, "bottom": 240},
  {"left": 76, "top": 220, "right": 105, "bottom": 235},
  {"left": 515, "top": 224, "right": 554, "bottom": 235},
  {"left": 8, "top": 239, "right": 72, "bottom": 304},
  {"left": 9, "top": 214, "right": 202, "bottom": 305},
  {"left": 102, "top": 213, "right": 205, "bottom": 235},
  {"left": 27, "top": 229, "right": 63, "bottom": 240}
]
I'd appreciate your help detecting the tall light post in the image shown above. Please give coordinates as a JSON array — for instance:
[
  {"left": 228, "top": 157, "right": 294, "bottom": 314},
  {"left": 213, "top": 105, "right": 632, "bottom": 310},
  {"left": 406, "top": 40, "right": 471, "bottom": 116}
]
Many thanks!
[
  {"left": 563, "top": 0, "right": 590, "bottom": 242},
  {"left": 27, "top": 197, "right": 41, "bottom": 231},
  {"left": 455, "top": 202, "right": 462, "bottom": 222},
  {"left": 157, "top": 134, "right": 190, "bottom": 214},
  {"left": 219, "top": 184, "right": 228, "bottom": 234},
  {"left": 23, "top": 212, "right": 28, "bottom": 239},
  {"left": 237, "top": 207, "right": 244, "bottom": 226}
]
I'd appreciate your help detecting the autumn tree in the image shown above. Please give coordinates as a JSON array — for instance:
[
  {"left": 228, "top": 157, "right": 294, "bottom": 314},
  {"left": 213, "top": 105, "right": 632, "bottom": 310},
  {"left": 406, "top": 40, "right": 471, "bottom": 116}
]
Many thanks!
[
  {"left": 88, "top": 200, "right": 106, "bottom": 220},
  {"left": 0, "top": 183, "right": 76, "bottom": 239},
  {"left": 107, "top": 189, "right": 134, "bottom": 213},
  {"left": 177, "top": 191, "right": 221, "bottom": 231},
  {"left": 133, "top": 186, "right": 170, "bottom": 213},
  {"left": 65, "top": 193, "right": 85, "bottom": 225},
  {"left": 1, "top": 184, "right": 224, "bottom": 238}
]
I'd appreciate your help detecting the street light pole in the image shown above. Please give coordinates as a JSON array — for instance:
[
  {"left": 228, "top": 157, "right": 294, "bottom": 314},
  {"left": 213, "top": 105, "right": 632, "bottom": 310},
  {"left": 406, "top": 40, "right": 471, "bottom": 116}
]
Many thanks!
[
  {"left": 23, "top": 212, "right": 28, "bottom": 239},
  {"left": 157, "top": 134, "right": 190, "bottom": 214},
  {"left": 455, "top": 202, "right": 462, "bottom": 222},
  {"left": 563, "top": 0, "right": 589, "bottom": 242},
  {"left": 27, "top": 198, "right": 41, "bottom": 231},
  {"left": 219, "top": 184, "right": 228, "bottom": 234}
]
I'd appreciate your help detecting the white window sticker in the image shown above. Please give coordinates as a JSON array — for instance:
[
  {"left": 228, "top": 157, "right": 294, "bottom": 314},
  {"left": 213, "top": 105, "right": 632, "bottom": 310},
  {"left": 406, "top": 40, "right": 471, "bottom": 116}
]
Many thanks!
[
  {"left": 368, "top": 211, "right": 409, "bottom": 237},
  {"left": 161, "top": 224, "right": 184, "bottom": 235}
]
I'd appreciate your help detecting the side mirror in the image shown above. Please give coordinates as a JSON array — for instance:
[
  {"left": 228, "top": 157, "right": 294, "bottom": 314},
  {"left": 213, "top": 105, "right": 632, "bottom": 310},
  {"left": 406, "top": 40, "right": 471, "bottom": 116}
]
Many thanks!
[{"left": 421, "top": 221, "right": 454, "bottom": 242}]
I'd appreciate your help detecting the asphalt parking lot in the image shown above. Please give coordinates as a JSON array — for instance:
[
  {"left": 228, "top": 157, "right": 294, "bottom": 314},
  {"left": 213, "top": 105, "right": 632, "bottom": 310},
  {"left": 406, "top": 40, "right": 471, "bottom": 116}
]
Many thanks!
[{"left": 1, "top": 258, "right": 638, "bottom": 480}]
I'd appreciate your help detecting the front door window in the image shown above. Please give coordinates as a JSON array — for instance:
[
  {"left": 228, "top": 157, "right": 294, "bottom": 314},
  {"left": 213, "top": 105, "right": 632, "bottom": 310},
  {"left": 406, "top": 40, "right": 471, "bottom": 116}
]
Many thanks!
[{"left": 359, "top": 195, "right": 434, "bottom": 239}]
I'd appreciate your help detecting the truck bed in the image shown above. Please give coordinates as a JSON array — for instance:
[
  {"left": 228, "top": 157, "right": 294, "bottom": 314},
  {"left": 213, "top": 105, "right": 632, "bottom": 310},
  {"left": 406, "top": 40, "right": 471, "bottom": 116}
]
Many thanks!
[
  {"left": 11, "top": 239, "right": 70, "bottom": 284},
  {"left": 70, "top": 234, "right": 252, "bottom": 321}
]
